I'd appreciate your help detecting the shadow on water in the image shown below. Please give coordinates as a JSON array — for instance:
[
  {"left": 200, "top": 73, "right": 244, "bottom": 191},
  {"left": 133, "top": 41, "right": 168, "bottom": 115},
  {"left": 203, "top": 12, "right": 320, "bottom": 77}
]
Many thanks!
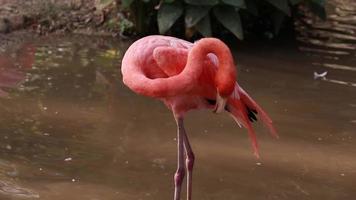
[{"left": 0, "top": 29, "right": 355, "bottom": 199}]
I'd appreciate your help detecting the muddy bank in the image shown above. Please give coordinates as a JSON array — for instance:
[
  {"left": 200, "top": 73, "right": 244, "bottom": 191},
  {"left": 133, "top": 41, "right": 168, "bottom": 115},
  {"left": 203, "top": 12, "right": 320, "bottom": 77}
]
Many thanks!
[
  {"left": 0, "top": 0, "right": 126, "bottom": 51},
  {"left": 0, "top": 0, "right": 102, "bottom": 34}
]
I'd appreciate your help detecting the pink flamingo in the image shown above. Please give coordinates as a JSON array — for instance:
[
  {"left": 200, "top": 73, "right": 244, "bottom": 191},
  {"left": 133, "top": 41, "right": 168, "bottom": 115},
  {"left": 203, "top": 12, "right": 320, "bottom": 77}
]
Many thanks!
[{"left": 121, "top": 35, "right": 277, "bottom": 200}]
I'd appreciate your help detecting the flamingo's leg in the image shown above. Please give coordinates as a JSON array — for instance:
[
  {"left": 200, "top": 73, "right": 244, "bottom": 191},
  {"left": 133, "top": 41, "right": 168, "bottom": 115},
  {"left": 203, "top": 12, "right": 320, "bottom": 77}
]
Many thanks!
[
  {"left": 181, "top": 123, "right": 194, "bottom": 200},
  {"left": 174, "top": 117, "right": 185, "bottom": 200}
]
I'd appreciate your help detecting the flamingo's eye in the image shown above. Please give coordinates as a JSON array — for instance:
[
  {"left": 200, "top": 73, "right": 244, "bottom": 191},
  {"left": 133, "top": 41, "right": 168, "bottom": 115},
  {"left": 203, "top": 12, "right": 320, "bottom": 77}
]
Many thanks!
[{"left": 205, "top": 98, "right": 216, "bottom": 105}]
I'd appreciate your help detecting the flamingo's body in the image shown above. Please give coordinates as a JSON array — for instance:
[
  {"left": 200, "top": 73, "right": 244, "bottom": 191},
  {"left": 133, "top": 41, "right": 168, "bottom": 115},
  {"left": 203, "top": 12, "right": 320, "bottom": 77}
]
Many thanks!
[{"left": 121, "top": 35, "right": 276, "bottom": 200}]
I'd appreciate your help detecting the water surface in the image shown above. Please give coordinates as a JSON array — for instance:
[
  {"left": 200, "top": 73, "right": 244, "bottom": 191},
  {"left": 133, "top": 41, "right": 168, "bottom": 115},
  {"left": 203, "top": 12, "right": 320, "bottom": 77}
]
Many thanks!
[{"left": 0, "top": 34, "right": 355, "bottom": 200}]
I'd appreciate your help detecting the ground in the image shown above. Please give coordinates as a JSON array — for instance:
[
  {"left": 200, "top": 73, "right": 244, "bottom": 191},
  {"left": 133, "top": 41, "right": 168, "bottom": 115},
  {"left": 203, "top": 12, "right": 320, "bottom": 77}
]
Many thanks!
[{"left": 0, "top": 0, "right": 123, "bottom": 51}]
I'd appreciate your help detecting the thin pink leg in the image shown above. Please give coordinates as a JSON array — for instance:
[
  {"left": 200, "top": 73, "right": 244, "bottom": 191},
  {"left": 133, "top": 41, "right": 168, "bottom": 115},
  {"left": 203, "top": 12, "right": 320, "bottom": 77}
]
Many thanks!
[
  {"left": 182, "top": 127, "right": 194, "bottom": 200},
  {"left": 174, "top": 117, "right": 185, "bottom": 200}
]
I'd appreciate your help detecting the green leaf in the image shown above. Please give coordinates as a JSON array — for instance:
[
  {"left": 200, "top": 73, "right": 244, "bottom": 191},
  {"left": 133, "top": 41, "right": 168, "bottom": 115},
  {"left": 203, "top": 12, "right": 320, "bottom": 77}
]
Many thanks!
[
  {"left": 185, "top": 5, "right": 211, "bottom": 28},
  {"left": 184, "top": 0, "right": 218, "bottom": 6},
  {"left": 272, "top": 11, "right": 286, "bottom": 34},
  {"left": 164, "top": 0, "right": 175, "bottom": 2},
  {"left": 122, "top": 0, "right": 135, "bottom": 8},
  {"left": 196, "top": 15, "right": 212, "bottom": 37},
  {"left": 245, "top": 0, "right": 258, "bottom": 16},
  {"left": 157, "top": 2, "right": 183, "bottom": 34},
  {"left": 214, "top": 6, "right": 243, "bottom": 40},
  {"left": 222, "top": 0, "right": 246, "bottom": 8},
  {"left": 265, "top": 0, "right": 291, "bottom": 16}
]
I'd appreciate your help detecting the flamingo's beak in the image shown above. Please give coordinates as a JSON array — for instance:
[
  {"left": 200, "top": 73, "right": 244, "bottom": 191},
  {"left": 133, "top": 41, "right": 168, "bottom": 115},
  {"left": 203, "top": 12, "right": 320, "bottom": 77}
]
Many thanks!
[{"left": 213, "top": 93, "right": 227, "bottom": 114}]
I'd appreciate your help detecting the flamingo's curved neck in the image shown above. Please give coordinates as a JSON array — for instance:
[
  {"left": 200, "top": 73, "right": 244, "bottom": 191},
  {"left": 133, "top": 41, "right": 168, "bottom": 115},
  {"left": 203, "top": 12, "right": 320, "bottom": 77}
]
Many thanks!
[{"left": 185, "top": 38, "right": 236, "bottom": 97}]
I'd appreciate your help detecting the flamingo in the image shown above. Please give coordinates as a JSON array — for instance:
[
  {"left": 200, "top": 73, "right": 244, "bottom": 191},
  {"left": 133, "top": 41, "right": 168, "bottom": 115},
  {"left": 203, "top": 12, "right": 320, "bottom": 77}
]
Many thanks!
[{"left": 121, "top": 35, "right": 277, "bottom": 200}]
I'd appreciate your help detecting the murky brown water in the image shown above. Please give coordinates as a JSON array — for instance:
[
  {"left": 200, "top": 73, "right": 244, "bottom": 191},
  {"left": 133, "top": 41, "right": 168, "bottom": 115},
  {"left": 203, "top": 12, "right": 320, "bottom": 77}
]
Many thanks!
[{"left": 0, "top": 33, "right": 355, "bottom": 200}]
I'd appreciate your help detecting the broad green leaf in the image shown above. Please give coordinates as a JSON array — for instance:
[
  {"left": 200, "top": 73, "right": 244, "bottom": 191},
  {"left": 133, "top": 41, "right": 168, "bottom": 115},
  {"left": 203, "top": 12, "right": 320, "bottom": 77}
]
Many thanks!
[
  {"left": 265, "top": 0, "right": 291, "bottom": 16},
  {"left": 164, "top": 0, "right": 175, "bottom": 2},
  {"left": 214, "top": 6, "right": 243, "bottom": 40},
  {"left": 157, "top": 2, "right": 183, "bottom": 34},
  {"left": 184, "top": 0, "right": 218, "bottom": 6},
  {"left": 185, "top": 5, "right": 211, "bottom": 28},
  {"left": 272, "top": 11, "right": 286, "bottom": 34},
  {"left": 246, "top": 0, "right": 258, "bottom": 16},
  {"left": 122, "top": 0, "right": 135, "bottom": 8},
  {"left": 196, "top": 15, "right": 212, "bottom": 37},
  {"left": 222, "top": 0, "right": 246, "bottom": 8},
  {"left": 289, "top": 0, "right": 303, "bottom": 5}
]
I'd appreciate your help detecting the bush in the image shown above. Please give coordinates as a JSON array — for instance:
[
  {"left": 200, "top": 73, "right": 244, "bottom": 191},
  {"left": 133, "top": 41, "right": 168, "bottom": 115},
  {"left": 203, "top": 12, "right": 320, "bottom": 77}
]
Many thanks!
[{"left": 119, "top": 0, "right": 326, "bottom": 40}]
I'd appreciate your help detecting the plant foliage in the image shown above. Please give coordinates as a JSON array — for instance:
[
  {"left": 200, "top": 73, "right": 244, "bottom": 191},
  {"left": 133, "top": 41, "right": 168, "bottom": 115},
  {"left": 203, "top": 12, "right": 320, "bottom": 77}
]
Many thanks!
[{"left": 119, "top": 0, "right": 327, "bottom": 40}]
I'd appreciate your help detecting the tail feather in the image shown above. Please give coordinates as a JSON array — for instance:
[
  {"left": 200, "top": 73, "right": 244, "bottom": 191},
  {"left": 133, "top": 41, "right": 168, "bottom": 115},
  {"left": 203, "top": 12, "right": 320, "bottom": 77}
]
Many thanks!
[
  {"left": 229, "top": 99, "right": 260, "bottom": 158},
  {"left": 227, "top": 84, "right": 277, "bottom": 158},
  {"left": 238, "top": 87, "right": 278, "bottom": 138}
]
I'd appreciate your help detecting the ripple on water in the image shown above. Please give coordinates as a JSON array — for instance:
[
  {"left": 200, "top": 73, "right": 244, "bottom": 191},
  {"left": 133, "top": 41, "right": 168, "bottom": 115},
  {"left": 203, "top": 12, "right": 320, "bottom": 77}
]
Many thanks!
[
  {"left": 0, "top": 28, "right": 355, "bottom": 199},
  {"left": 0, "top": 181, "right": 39, "bottom": 199},
  {"left": 296, "top": 0, "right": 356, "bottom": 88}
]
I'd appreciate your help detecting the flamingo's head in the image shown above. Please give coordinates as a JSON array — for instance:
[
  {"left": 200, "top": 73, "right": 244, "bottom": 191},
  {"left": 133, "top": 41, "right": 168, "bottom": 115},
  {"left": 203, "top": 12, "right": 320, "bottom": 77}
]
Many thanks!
[
  {"left": 192, "top": 38, "right": 237, "bottom": 114},
  {"left": 213, "top": 52, "right": 236, "bottom": 114}
]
